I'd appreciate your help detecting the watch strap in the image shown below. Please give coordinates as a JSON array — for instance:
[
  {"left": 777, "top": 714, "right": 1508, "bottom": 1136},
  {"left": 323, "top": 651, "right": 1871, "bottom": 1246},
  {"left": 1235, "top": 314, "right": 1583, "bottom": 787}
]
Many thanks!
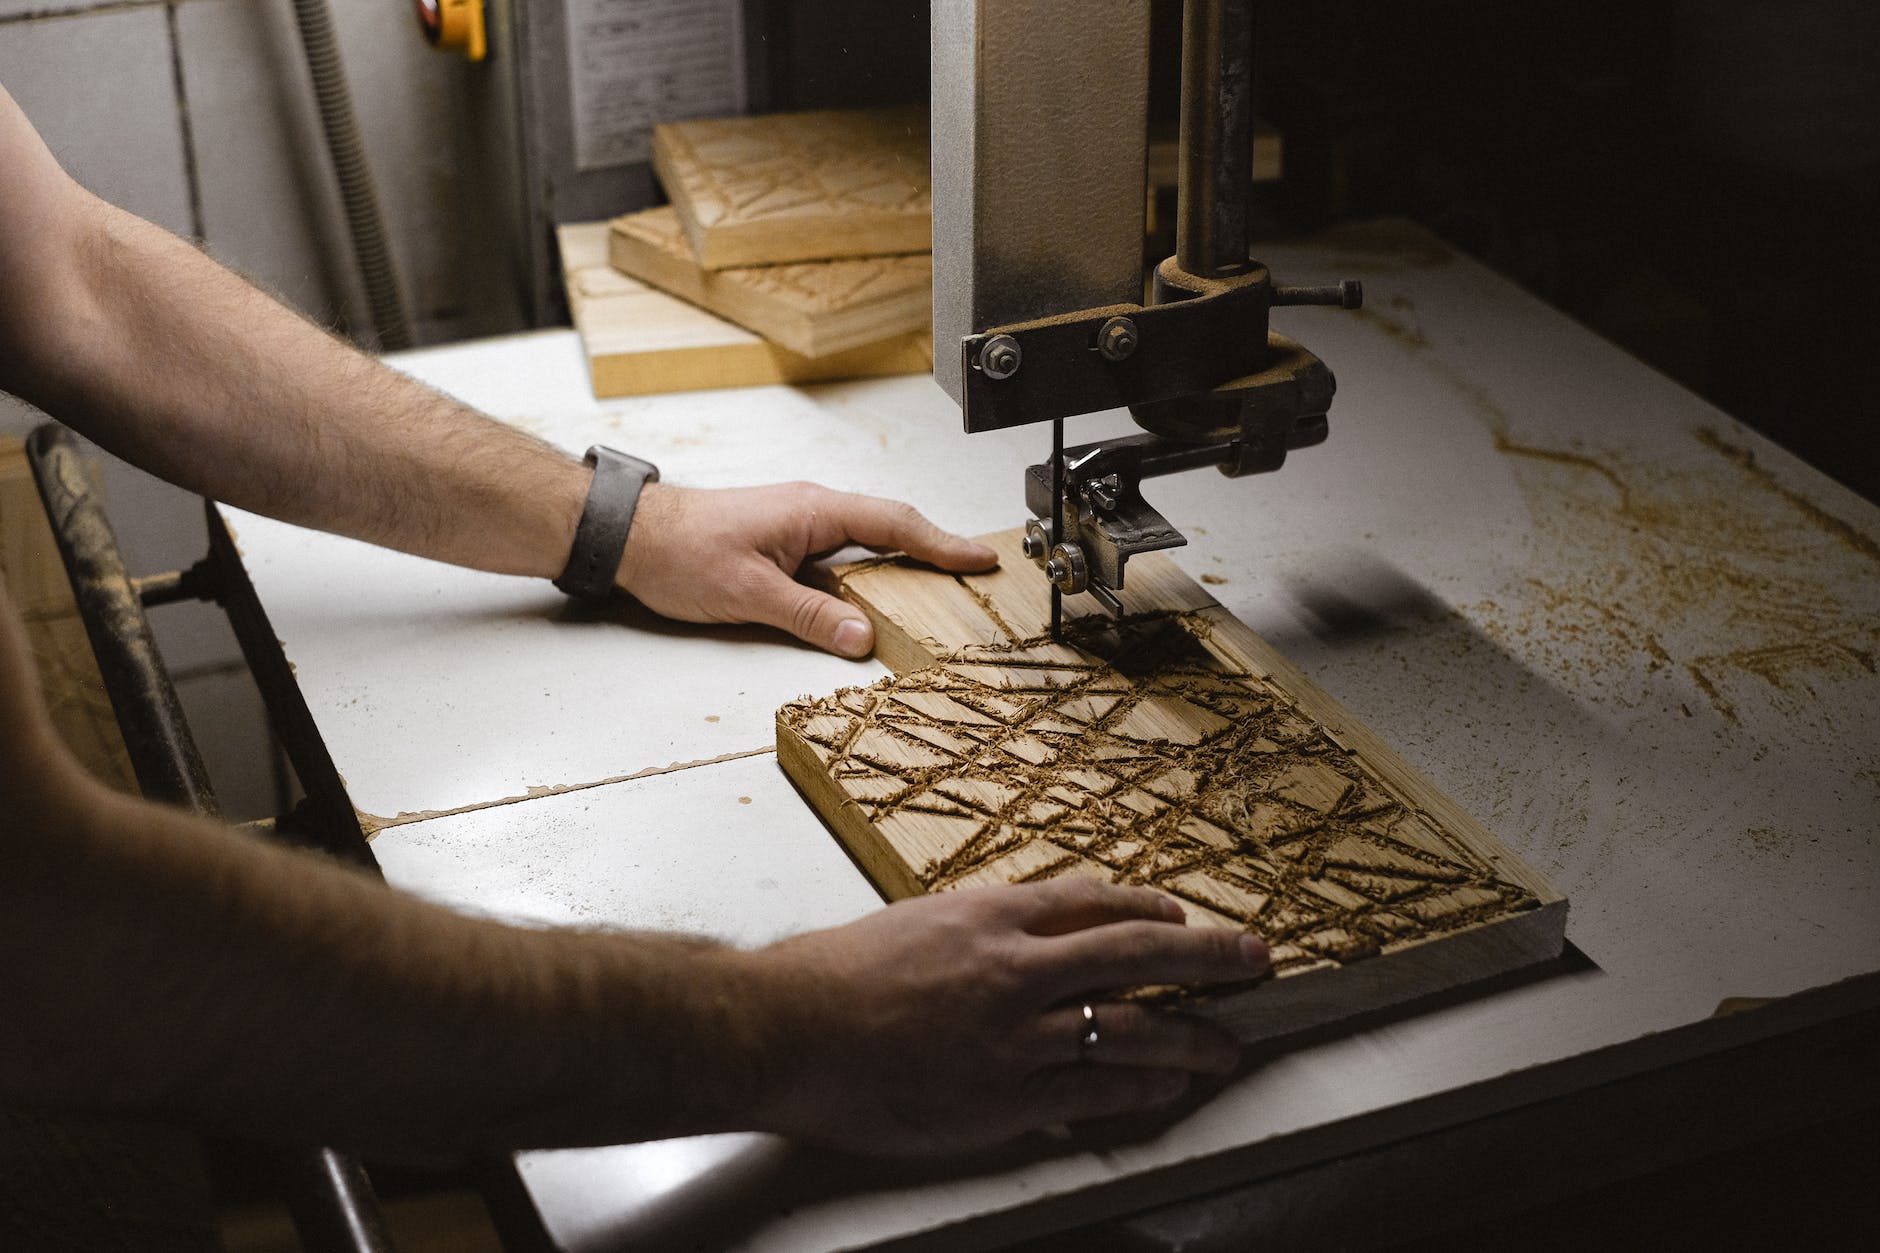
[{"left": 553, "top": 446, "right": 660, "bottom": 600}]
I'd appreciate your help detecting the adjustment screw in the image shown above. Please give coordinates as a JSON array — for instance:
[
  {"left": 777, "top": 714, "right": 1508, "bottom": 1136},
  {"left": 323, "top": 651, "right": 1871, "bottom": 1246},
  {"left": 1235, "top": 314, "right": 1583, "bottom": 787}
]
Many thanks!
[
  {"left": 1097, "top": 316, "right": 1139, "bottom": 362},
  {"left": 978, "top": 335, "right": 1022, "bottom": 380}
]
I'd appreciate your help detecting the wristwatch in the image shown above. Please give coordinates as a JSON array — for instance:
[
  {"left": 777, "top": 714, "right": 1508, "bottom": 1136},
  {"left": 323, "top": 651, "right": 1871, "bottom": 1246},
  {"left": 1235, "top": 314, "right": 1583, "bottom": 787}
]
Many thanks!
[{"left": 553, "top": 445, "right": 660, "bottom": 601}]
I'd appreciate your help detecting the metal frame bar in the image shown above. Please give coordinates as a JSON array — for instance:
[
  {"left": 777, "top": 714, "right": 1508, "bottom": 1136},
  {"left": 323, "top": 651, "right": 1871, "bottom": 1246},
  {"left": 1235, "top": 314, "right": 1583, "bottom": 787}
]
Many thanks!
[
  {"left": 1176, "top": 0, "right": 1256, "bottom": 280},
  {"left": 930, "top": 0, "right": 1153, "bottom": 406},
  {"left": 203, "top": 503, "right": 377, "bottom": 866},
  {"left": 25, "top": 424, "right": 396, "bottom": 1253}
]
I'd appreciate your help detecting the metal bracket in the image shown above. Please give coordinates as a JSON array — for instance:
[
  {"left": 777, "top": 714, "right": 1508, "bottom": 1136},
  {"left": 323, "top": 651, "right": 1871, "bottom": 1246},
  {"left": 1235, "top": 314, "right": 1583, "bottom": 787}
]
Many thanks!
[
  {"left": 1017, "top": 329, "right": 1343, "bottom": 607},
  {"left": 1024, "top": 441, "right": 1189, "bottom": 605},
  {"left": 959, "top": 263, "right": 1274, "bottom": 432}
]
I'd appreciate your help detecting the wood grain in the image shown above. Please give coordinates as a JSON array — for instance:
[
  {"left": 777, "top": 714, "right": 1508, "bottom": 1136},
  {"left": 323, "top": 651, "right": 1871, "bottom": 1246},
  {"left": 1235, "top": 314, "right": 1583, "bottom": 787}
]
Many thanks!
[
  {"left": 608, "top": 207, "right": 931, "bottom": 358},
  {"left": 777, "top": 529, "right": 1566, "bottom": 1042},
  {"left": 651, "top": 106, "right": 930, "bottom": 269},
  {"left": 558, "top": 223, "right": 931, "bottom": 398}
]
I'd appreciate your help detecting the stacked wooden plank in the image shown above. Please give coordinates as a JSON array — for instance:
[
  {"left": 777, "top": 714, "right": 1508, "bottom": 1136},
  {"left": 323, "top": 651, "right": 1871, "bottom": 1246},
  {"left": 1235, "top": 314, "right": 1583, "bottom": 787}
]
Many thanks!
[{"left": 563, "top": 106, "right": 936, "bottom": 398}]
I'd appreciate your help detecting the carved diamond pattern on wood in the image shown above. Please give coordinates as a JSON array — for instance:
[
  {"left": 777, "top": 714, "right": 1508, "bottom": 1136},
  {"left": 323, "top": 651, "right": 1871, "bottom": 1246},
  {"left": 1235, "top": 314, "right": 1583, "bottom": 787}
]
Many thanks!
[
  {"left": 652, "top": 107, "right": 931, "bottom": 268},
  {"left": 778, "top": 533, "right": 1566, "bottom": 1039},
  {"left": 779, "top": 610, "right": 1541, "bottom": 976},
  {"left": 677, "top": 117, "right": 928, "bottom": 220}
]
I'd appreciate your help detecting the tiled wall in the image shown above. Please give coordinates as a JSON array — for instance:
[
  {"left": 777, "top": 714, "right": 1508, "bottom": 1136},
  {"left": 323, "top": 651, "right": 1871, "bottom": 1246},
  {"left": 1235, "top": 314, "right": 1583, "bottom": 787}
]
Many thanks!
[{"left": 1, "top": 0, "right": 525, "bottom": 817}]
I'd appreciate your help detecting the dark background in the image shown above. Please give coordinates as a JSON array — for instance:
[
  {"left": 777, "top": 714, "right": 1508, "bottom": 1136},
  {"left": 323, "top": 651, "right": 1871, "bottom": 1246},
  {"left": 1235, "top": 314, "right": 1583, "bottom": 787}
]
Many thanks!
[{"left": 753, "top": 0, "right": 1880, "bottom": 505}]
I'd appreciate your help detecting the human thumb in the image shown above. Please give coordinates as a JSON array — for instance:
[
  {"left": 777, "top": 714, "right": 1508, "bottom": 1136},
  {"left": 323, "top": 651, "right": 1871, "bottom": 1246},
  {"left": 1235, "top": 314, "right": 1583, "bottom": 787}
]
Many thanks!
[{"left": 763, "top": 574, "right": 875, "bottom": 658}]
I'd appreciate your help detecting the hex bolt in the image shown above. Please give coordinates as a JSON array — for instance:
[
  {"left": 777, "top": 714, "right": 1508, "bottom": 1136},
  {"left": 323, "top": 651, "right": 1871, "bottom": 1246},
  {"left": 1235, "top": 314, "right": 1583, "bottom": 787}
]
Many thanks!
[
  {"left": 1097, "top": 316, "right": 1139, "bottom": 362},
  {"left": 978, "top": 334, "right": 1022, "bottom": 380},
  {"left": 1080, "top": 475, "right": 1120, "bottom": 513}
]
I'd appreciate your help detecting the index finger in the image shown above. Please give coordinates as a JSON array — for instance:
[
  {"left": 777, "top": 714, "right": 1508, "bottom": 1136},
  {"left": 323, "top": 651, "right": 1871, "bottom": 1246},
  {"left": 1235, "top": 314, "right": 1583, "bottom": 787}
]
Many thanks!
[
  {"left": 818, "top": 493, "right": 998, "bottom": 574},
  {"left": 1037, "top": 919, "right": 1269, "bottom": 999},
  {"left": 978, "top": 877, "right": 1187, "bottom": 935}
]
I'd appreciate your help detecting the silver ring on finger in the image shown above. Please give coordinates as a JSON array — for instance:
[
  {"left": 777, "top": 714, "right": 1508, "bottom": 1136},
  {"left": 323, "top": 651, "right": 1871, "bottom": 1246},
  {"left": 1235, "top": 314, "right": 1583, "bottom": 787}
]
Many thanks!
[{"left": 1078, "top": 1002, "right": 1099, "bottom": 1062}]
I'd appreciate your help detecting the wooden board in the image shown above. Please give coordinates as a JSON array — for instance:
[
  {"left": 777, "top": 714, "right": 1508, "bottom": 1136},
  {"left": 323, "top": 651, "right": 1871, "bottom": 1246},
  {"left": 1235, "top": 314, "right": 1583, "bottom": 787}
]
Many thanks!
[
  {"left": 650, "top": 106, "right": 930, "bottom": 270},
  {"left": 1, "top": 438, "right": 138, "bottom": 792},
  {"left": 557, "top": 223, "right": 931, "bottom": 399},
  {"left": 608, "top": 206, "right": 931, "bottom": 359},
  {"left": 776, "top": 529, "right": 1567, "bottom": 1043}
]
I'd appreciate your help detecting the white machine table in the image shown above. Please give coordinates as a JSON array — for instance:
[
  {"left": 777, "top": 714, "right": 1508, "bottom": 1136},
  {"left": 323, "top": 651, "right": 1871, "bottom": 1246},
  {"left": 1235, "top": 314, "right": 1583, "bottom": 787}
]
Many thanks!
[{"left": 221, "top": 225, "right": 1880, "bottom": 1251}]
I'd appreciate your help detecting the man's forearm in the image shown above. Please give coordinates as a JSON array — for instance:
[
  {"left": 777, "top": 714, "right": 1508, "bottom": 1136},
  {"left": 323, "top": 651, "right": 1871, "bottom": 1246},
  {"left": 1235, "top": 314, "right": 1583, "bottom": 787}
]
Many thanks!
[
  {"left": 0, "top": 141, "right": 584, "bottom": 579},
  {"left": 2, "top": 577, "right": 1263, "bottom": 1158},
  {"left": 0, "top": 591, "right": 763, "bottom": 1157},
  {"left": 3, "top": 750, "right": 770, "bottom": 1157},
  {"left": 3, "top": 84, "right": 1005, "bottom": 657}
]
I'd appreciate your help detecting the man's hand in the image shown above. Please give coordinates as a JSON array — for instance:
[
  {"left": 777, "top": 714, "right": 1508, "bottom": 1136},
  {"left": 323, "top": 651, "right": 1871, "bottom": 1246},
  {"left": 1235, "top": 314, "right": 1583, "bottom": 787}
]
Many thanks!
[
  {"left": 617, "top": 481, "right": 998, "bottom": 658},
  {"left": 741, "top": 878, "right": 1269, "bottom": 1155}
]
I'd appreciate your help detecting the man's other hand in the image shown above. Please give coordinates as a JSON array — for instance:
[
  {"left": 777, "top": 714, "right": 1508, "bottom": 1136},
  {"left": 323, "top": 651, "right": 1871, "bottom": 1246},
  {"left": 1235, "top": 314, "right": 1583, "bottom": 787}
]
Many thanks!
[
  {"left": 616, "top": 482, "right": 998, "bottom": 658},
  {"left": 742, "top": 878, "right": 1269, "bottom": 1156}
]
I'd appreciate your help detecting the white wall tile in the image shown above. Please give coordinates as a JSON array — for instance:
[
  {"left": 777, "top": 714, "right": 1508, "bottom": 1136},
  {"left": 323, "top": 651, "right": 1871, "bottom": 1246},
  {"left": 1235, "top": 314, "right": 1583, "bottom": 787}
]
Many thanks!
[
  {"left": 5, "top": 0, "right": 525, "bottom": 345},
  {"left": 326, "top": 0, "right": 523, "bottom": 340},
  {"left": 0, "top": 0, "right": 125, "bottom": 22},
  {"left": 167, "top": 0, "right": 523, "bottom": 342},
  {"left": 0, "top": 5, "right": 193, "bottom": 235},
  {"left": 174, "top": 0, "right": 364, "bottom": 330}
]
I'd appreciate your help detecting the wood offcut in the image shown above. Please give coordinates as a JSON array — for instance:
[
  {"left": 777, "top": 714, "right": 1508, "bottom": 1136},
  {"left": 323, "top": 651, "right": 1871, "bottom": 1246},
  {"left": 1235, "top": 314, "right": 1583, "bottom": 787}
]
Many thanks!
[
  {"left": 651, "top": 106, "right": 931, "bottom": 269},
  {"left": 557, "top": 223, "right": 931, "bottom": 399},
  {"left": 777, "top": 529, "right": 1566, "bottom": 1042},
  {"left": 608, "top": 207, "right": 932, "bottom": 358}
]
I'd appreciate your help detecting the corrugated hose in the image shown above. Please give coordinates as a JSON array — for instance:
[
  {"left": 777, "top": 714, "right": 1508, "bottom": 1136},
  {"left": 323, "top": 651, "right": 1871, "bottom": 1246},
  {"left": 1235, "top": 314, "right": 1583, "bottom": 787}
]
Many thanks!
[{"left": 291, "top": 0, "right": 413, "bottom": 351}]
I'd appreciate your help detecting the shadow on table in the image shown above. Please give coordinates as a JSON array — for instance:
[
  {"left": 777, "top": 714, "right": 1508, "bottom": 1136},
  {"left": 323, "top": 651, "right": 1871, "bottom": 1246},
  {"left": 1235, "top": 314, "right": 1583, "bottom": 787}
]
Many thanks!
[
  {"left": 543, "top": 938, "right": 1600, "bottom": 1252},
  {"left": 1241, "top": 545, "right": 1693, "bottom": 901}
]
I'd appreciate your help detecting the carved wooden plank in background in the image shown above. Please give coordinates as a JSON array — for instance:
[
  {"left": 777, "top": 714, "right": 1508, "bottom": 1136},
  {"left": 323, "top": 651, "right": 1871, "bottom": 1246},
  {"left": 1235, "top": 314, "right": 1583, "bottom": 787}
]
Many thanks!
[
  {"left": 609, "top": 207, "right": 931, "bottom": 358},
  {"left": 558, "top": 224, "right": 931, "bottom": 399},
  {"left": 651, "top": 107, "right": 931, "bottom": 270},
  {"left": 777, "top": 529, "right": 1566, "bottom": 1042}
]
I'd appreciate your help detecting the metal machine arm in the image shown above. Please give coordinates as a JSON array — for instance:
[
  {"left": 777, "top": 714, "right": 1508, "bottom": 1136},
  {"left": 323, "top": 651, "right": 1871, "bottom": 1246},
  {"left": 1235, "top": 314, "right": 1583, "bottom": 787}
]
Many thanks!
[{"left": 933, "top": 0, "right": 1362, "bottom": 633}]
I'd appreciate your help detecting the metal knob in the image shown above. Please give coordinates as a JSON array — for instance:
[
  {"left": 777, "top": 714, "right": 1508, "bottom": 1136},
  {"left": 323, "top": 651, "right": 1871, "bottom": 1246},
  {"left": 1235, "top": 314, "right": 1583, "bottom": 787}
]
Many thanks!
[{"left": 1272, "top": 280, "right": 1363, "bottom": 309}]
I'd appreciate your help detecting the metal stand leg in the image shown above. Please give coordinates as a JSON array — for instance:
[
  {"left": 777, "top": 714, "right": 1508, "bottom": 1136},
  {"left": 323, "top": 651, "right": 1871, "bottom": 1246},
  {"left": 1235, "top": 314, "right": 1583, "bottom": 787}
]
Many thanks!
[{"left": 25, "top": 424, "right": 398, "bottom": 1253}]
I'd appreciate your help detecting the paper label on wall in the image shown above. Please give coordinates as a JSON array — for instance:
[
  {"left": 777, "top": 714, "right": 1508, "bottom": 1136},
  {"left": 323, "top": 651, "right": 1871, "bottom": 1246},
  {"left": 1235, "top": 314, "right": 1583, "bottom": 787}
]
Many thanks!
[{"left": 565, "top": 0, "right": 746, "bottom": 172}]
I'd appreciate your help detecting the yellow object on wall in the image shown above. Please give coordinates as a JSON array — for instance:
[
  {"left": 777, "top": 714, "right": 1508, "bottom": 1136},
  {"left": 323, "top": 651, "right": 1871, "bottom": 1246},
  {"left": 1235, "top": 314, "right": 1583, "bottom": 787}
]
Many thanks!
[{"left": 416, "top": 0, "right": 486, "bottom": 62}]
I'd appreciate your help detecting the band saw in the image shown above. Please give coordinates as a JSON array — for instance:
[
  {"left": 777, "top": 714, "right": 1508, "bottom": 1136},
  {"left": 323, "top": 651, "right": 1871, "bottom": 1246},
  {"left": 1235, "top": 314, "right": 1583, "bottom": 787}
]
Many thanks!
[{"left": 933, "top": 0, "right": 1362, "bottom": 636}]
